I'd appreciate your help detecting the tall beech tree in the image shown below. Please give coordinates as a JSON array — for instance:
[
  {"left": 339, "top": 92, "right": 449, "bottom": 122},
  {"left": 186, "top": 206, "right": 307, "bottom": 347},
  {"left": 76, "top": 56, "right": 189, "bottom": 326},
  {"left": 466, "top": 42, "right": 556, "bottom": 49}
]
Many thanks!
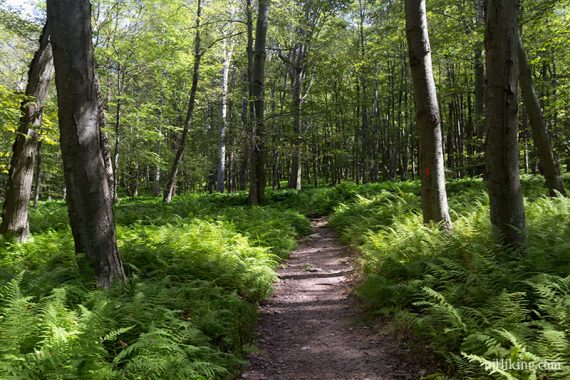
[
  {"left": 47, "top": 0, "right": 125, "bottom": 288},
  {"left": 248, "top": 0, "right": 270, "bottom": 205},
  {"left": 0, "top": 23, "right": 53, "bottom": 242},
  {"left": 405, "top": 0, "right": 452, "bottom": 231},
  {"left": 485, "top": 0, "right": 526, "bottom": 247},
  {"left": 163, "top": 0, "right": 203, "bottom": 204},
  {"left": 517, "top": 31, "right": 565, "bottom": 196}
]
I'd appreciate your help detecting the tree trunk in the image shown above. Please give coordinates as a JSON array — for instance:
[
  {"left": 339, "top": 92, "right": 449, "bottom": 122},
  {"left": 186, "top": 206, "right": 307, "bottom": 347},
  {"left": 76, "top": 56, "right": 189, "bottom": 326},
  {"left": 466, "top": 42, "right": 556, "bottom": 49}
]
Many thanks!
[
  {"left": 517, "top": 31, "right": 565, "bottom": 196},
  {"left": 405, "top": 0, "right": 452, "bottom": 231},
  {"left": 485, "top": 0, "right": 526, "bottom": 247},
  {"left": 288, "top": 41, "right": 304, "bottom": 191},
  {"left": 248, "top": 0, "right": 270, "bottom": 205},
  {"left": 217, "top": 41, "right": 233, "bottom": 193},
  {"left": 474, "top": 0, "right": 485, "bottom": 145},
  {"left": 32, "top": 141, "right": 43, "bottom": 209},
  {"left": 95, "top": 74, "right": 116, "bottom": 202},
  {"left": 111, "top": 65, "right": 123, "bottom": 203},
  {"left": 239, "top": 98, "right": 249, "bottom": 190},
  {"left": 47, "top": 0, "right": 125, "bottom": 288},
  {"left": 153, "top": 124, "right": 162, "bottom": 196},
  {"left": 0, "top": 22, "right": 53, "bottom": 242},
  {"left": 163, "top": 0, "right": 202, "bottom": 204}
]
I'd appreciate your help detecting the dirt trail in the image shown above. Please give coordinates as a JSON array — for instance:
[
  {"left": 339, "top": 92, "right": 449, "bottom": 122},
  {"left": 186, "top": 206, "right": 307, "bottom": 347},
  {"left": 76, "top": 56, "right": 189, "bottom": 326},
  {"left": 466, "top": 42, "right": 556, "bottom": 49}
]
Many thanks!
[{"left": 241, "top": 218, "right": 429, "bottom": 380}]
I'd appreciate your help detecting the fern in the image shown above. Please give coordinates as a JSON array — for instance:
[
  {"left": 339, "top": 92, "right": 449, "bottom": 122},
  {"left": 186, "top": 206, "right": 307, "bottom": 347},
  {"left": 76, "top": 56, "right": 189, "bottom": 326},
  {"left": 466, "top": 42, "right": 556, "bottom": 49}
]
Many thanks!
[{"left": 330, "top": 178, "right": 570, "bottom": 378}]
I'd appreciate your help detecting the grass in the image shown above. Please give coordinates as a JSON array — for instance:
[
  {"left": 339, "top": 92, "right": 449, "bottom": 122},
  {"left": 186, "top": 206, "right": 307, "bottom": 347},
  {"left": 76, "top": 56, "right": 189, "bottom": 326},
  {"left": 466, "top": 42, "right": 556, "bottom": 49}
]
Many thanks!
[{"left": 0, "top": 192, "right": 310, "bottom": 379}]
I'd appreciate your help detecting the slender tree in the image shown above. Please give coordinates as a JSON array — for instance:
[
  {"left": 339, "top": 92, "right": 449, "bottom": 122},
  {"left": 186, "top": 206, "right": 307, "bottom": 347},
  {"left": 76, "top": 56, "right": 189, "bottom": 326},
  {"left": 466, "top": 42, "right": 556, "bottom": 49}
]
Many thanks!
[
  {"left": 217, "top": 38, "right": 234, "bottom": 193},
  {"left": 0, "top": 23, "right": 53, "bottom": 242},
  {"left": 163, "top": 0, "right": 203, "bottom": 204},
  {"left": 47, "top": 0, "right": 126, "bottom": 288},
  {"left": 517, "top": 31, "right": 565, "bottom": 196},
  {"left": 32, "top": 141, "right": 43, "bottom": 209},
  {"left": 248, "top": 0, "right": 270, "bottom": 205},
  {"left": 485, "top": 0, "right": 526, "bottom": 247},
  {"left": 405, "top": 0, "right": 452, "bottom": 231}
]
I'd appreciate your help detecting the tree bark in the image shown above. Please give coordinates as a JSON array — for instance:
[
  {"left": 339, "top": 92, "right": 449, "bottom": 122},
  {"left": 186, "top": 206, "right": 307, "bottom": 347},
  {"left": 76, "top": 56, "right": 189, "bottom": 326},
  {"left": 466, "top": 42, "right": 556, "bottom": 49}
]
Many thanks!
[
  {"left": 95, "top": 73, "right": 116, "bottom": 202},
  {"left": 474, "top": 0, "right": 485, "bottom": 141},
  {"left": 32, "top": 141, "right": 42, "bottom": 209},
  {"left": 1, "top": 22, "right": 53, "bottom": 242},
  {"left": 288, "top": 41, "right": 304, "bottom": 191},
  {"left": 517, "top": 31, "right": 565, "bottom": 196},
  {"left": 47, "top": 0, "right": 125, "bottom": 288},
  {"left": 405, "top": 0, "right": 452, "bottom": 231},
  {"left": 153, "top": 123, "right": 163, "bottom": 197},
  {"left": 112, "top": 65, "right": 123, "bottom": 203},
  {"left": 485, "top": 0, "right": 526, "bottom": 247},
  {"left": 163, "top": 0, "right": 202, "bottom": 204},
  {"left": 217, "top": 40, "right": 233, "bottom": 193},
  {"left": 248, "top": 0, "right": 270, "bottom": 205}
]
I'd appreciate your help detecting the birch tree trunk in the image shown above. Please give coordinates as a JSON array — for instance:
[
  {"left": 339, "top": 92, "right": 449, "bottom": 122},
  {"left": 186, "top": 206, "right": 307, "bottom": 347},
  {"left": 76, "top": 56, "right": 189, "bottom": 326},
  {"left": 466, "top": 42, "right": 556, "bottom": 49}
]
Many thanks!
[
  {"left": 405, "top": 0, "right": 452, "bottom": 231},
  {"left": 485, "top": 0, "right": 526, "bottom": 247},
  {"left": 47, "top": 0, "right": 125, "bottom": 288},
  {"left": 217, "top": 40, "right": 234, "bottom": 193}
]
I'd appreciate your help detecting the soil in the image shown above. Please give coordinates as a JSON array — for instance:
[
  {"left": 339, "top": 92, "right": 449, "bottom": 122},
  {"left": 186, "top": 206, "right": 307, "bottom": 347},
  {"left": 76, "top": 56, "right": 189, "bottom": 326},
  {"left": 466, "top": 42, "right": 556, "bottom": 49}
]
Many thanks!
[{"left": 241, "top": 218, "right": 435, "bottom": 380}]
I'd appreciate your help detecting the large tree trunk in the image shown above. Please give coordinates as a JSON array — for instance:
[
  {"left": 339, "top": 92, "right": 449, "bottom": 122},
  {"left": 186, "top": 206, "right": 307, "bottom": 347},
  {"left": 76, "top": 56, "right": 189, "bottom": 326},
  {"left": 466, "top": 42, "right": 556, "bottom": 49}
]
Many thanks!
[
  {"left": 485, "top": 0, "right": 526, "bottom": 247},
  {"left": 405, "top": 0, "right": 452, "bottom": 231},
  {"left": 217, "top": 41, "right": 233, "bottom": 193},
  {"left": 0, "top": 23, "right": 53, "bottom": 242},
  {"left": 47, "top": 0, "right": 125, "bottom": 288},
  {"left": 517, "top": 32, "right": 565, "bottom": 196},
  {"left": 248, "top": 0, "right": 270, "bottom": 205},
  {"left": 163, "top": 0, "right": 202, "bottom": 204}
]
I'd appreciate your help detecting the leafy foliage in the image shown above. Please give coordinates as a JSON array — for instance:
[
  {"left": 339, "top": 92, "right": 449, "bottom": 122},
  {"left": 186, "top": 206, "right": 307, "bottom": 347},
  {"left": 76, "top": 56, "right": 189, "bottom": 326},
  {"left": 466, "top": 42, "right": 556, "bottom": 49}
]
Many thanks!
[
  {"left": 0, "top": 193, "right": 310, "bottom": 379},
  {"left": 330, "top": 177, "right": 570, "bottom": 378}
]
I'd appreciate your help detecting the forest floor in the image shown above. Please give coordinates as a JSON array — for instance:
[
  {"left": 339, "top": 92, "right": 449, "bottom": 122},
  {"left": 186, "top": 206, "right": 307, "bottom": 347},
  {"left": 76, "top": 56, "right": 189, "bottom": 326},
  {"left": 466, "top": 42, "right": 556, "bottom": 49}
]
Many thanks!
[{"left": 241, "top": 218, "right": 434, "bottom": 380}]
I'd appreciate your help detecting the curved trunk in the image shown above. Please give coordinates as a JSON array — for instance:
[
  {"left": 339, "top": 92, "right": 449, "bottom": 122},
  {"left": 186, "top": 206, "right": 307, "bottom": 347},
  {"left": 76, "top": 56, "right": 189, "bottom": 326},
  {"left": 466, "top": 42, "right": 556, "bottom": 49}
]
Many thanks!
[
  {"left": 1, "top": 23, "right": 53, "bottom": 242},
  {"left": 163, "top": 0, "right": 203, "bottom": 204},
  {"left": 47, "top": 0, "right": 125, "bottom": 288},
  {"left": 517, "top": 32, "right": 565, "bottom": 196}
]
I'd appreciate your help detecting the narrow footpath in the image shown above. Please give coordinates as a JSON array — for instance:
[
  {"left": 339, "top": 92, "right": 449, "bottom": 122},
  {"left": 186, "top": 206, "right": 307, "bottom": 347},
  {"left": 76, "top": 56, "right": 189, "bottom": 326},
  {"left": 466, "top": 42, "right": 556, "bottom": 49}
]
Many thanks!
[{"left": 241, "top": 218, "right": 431, "bottom": 380}]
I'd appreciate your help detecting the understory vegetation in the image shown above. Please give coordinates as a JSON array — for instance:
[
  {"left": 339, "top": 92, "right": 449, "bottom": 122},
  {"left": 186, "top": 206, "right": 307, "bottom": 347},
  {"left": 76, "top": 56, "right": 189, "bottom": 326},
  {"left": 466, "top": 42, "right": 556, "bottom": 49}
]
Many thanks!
[
  {"left": 1, "top": 177, "right": 569, "bottom": 379},
  {"left": 328, "top": 177, "right": 570, "bottom": 379},
  {"left": 0, "top": 193, "right": 309, "bottom": 379}
]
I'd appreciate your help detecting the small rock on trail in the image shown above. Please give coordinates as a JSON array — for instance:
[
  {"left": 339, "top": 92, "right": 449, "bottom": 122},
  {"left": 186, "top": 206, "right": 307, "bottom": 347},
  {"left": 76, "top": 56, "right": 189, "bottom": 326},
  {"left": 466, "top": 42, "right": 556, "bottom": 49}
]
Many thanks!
[{"left": 241, "top": 218, "right": 431, "bottom": 380}]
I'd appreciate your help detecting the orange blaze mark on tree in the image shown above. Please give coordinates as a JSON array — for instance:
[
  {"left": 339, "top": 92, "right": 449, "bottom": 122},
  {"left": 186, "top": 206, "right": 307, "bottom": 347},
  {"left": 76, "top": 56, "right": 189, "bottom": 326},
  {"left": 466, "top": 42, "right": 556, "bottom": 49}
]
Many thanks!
[{"left": 424, "top": 166, "right": 431, "bottom": 177}]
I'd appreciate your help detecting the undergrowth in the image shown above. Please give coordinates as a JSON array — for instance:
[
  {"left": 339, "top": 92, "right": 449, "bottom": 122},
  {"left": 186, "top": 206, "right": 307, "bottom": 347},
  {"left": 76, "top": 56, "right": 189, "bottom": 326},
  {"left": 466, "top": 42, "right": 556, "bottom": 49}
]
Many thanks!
[
  {"left": 3, "top": 177, "right": 569, "bottom": 379},
  {"left": 329, "top": 177, "right": 570, "bottom": 379},
  {"left": 0, "top": 193, "right": 310, "bottom": 379}
]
